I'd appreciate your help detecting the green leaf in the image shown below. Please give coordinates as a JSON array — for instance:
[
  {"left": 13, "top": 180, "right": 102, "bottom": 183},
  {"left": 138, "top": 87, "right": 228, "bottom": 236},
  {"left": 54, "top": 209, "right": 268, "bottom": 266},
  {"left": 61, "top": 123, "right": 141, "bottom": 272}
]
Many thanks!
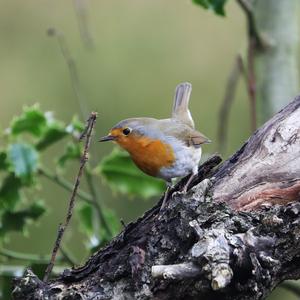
[
  {"left": 0, "top": 201, "right": 46, "bottom": 237},
  {"left": 193, "top": 0, "right": 228, "bottom": 16},
  {"left": 97, "top": 148, "right": 165, "bottom": 199},
  {"left": 0, "top": 174, "right": 22, "bottom": 210},
  {"left": 0, "top": 151, "right": 9, "bottom": 170},
  {"left": 88, "top": 207, "right": 121, "bottom": 250},
  {"left": 78, "top": 202, "right": 93, "bottom": 235},
  {"left": 35, "top": 123, "right": 68, "bottom": 151},
  {"left": 67, "top": 116, "right": 85, "bottom": 133},
  {"left": 102, "top": 207, "right": 120, "bottom": 237},
  {"left": 92, "top": 208, "right": 120, "bottom": 249},
  {"left": 65, "top": 116, "right": 85, "bottom": 140},
  {"left": 78, "top": 203, "right": 120, "bottom": 248},
  {"left": 30, "top": 263, "right": 48, "bottom": 279},
  {"left": 10, "top": 105, "right": 46, "bottom": 137},
  {"left": 57, "top": 142, "right": 81, "bottom": 167},
  {"left": 8, "top": 143, "right": 39, "bottom": 181},
  {"left": 193, "top": 0, "right": 210, "bottom": 8},
  {"left": 0, "top": 274, "right": 14, "bottom": 300}
]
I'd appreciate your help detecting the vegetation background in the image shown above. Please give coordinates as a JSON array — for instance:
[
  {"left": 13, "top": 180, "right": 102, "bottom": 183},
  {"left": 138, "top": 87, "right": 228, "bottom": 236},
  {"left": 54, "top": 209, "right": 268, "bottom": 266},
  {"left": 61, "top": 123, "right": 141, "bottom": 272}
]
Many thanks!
[{"left": 0, "top": 0, "right": 298, "bottom": 299}]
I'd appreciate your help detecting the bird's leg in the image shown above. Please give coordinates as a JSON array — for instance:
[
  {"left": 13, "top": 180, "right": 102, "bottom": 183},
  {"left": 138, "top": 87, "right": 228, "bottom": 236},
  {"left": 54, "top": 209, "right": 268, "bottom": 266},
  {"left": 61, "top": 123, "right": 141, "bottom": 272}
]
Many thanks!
[
  {"left": 160, "top": 181, "right": 172, "bottom": 211},
  {"left": 182, "top": 168, "right": 198, "bottom": 193}
]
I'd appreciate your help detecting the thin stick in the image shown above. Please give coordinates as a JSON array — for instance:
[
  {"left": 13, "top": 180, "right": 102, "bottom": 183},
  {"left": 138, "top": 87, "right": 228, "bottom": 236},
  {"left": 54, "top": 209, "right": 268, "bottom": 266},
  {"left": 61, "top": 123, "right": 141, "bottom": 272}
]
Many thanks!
[
  {"left": 217, "top": 55, "right": 245, "bottom": 153},
  {"left": 236, "top": 0, "right": 264, "bottom": 49},
  {"left": 43, "top": 112, "right": 97, "bottom": 282},
  {"left": 47, "top": 28, "right": 87, "bottom": 119},
  {"left": 236, "top": 0, "right": 263, "bottom": 132},
  {"left": 73, "top": 0, "right": 94, "bottom": 49},
  {"left": 120, "top": 219, "right": 126, "bottom": 228},
  {"left": 247, "top": 38, "right": 257, "bottom": 132}
]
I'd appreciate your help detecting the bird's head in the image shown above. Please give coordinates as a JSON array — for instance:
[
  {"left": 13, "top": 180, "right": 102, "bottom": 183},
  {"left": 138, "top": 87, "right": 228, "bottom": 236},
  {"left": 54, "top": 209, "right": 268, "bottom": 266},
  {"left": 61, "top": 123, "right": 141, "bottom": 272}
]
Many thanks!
[{"left": 99, "top": 118, "right": 156, "bottom": 152}]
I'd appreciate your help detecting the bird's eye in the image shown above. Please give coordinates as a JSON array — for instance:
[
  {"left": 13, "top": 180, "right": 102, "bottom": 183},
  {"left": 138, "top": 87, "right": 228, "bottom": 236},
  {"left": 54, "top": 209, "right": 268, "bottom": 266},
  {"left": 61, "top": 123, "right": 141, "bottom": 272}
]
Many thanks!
[{"left": 122, "top": 127, "right": 132, "bottom": 136}]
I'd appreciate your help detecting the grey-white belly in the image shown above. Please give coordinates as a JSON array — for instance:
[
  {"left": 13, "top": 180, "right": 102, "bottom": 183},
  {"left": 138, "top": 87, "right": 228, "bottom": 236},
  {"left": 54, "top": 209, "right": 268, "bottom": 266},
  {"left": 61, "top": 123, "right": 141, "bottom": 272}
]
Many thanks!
[{"left": 158, "top": 143, "right": 202, "bottom": 180}]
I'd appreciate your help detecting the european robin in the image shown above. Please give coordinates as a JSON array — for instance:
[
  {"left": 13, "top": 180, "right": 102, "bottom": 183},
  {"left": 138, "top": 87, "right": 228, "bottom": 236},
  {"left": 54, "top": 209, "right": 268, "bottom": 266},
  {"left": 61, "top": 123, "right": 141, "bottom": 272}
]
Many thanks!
[{"left": 99, "top": 82, "right": 211, "bottom": 209}]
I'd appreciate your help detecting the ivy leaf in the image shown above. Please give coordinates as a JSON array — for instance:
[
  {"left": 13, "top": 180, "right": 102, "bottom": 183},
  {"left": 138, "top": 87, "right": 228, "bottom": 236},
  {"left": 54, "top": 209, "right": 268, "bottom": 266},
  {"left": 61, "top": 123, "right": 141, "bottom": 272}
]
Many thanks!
[
  {"left": 30, "top": 263, "right": 49, "bottom": 279},
  {"left": 0, "top": 174, "right": 22, "bottom": 210},
  {"left": 78, "top": 203, "right": 120, "bottom": 241},
  {"left": 1, "top": 273, "right": 14, "bottom": 300},
  {"left": 35, "top": 124, "right": 68, "bottom": 151},
  {"left": 10, "top": 105, "right": 47, "bottom": 137},
  {"left": 96, "top": 148, "right": 165, "bottom": 199},
  {"left": 0, "top": 151, "right": 9, "bottom": 170},
  {"left": 193, "top": 0, "right": 210, "bottom": 8},
  {"left": 78, "top": 202, "right": 93, "bottom": 236},
  {"left": 66, "top": 116, "right": 85, "bottom": 133},
  {"left": 193, "top": 0, "right": 228, "bottom": 16},
  {"left": 8, "top": 143, "right": 39, "bottom": 182},
  {"left": 0, "top": 201, "right": 46, "bottom": 237},
  {"left": 88, "top": 207, "right": 121, "bottom": 251},
  {"left": 65, "top": 116, "right": 85, "bottom": 140},
  {"left": 57, "top": 142, "right": 81, "bottom": 167},
  {"left": 102, "top": 207, "right": 120, "bottom": 237}
]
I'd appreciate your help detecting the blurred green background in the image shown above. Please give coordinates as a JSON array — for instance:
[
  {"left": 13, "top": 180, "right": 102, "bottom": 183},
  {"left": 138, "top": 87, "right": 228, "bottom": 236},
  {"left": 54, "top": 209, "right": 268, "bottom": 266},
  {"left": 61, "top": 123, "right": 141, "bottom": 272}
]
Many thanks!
[{"left": 0, "top": 0, "right": 297, "bottom": 299}]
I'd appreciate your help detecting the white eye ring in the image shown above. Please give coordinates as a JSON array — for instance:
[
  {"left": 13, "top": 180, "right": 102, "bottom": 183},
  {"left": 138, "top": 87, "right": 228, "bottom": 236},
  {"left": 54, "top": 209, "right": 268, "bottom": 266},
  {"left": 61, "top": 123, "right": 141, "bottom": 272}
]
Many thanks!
[{"left": 122, "top": 127, "right": 132, "bottom": 136}]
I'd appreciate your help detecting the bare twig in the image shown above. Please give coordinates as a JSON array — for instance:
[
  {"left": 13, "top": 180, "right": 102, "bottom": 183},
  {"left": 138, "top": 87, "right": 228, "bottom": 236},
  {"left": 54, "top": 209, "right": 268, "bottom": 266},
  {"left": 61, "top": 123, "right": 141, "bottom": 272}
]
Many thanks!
[
  {"left": 247, "top": 38, "right": 257, "bottom": 132},
  {"left": 73, "top": 0, "right": 94, "bottom": 49},
  {"left": 47, "top": 28, "right": 87, "bottom": 119},
  {"left": 236, "top": 0, "right": 263, "bottom": 132},
  {"left": 217, "top": 55, "right": 245, "bottom": 153},
  {"left": 120, "top": 219, "right": 126, "bottom": 228},
  {"left": 43, "top": 112, "right": 97, "bottom": 282},
  {"left": 236, "top": 0, "right": 264, "bottom": 49}
]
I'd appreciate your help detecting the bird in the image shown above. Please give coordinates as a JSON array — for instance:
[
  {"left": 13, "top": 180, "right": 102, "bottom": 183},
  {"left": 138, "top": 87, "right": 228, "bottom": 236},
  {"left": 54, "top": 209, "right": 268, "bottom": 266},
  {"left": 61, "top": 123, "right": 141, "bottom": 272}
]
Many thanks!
[{"left": 99, "top": 82, "right": 211, "bottom": 209}]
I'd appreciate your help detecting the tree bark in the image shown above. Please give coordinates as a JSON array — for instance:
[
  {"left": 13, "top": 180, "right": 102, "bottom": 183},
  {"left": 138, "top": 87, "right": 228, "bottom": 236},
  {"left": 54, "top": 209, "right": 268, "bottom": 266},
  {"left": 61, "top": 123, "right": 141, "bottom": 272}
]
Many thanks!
[
  {"left": 254, "top": 0, "right": 300, "bottom": 124},
  {"left": 12, "top": 97, "right": 300, "bottom": 300}
]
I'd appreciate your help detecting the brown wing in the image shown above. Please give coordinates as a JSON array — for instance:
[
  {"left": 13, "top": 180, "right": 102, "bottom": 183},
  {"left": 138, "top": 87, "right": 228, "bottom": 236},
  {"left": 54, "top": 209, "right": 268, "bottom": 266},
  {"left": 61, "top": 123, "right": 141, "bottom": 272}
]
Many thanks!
[
  {"left": 187, "top": 130, "right": 211, "bottom": 148},
  {"left": 157, "top": 120, "right": 211, "bottom": 149}
]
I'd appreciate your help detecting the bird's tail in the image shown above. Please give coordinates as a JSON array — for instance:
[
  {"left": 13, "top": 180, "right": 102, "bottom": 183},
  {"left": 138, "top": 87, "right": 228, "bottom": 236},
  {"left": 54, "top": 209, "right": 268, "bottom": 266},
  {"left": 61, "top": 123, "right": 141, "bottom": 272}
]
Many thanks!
[{"left": 172, "top": 82, "right": 195, "bottom": 128}]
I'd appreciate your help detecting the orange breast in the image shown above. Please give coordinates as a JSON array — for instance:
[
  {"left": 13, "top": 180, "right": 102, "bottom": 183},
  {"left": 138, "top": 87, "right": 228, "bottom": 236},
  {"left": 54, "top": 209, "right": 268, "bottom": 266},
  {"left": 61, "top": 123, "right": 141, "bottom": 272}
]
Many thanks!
[{"left": 116, "top": 135, "right": 175, "bottom": 177}]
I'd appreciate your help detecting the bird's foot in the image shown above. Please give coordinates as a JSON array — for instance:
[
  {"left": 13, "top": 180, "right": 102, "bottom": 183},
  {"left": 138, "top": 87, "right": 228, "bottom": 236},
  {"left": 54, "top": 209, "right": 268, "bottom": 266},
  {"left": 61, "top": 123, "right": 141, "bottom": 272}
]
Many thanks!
[
  {"left": 159, "top": 186, "right": 171, "bottom": 212},
  {"left": 181, "top": 173, "right": 196, "bottom": 194}
]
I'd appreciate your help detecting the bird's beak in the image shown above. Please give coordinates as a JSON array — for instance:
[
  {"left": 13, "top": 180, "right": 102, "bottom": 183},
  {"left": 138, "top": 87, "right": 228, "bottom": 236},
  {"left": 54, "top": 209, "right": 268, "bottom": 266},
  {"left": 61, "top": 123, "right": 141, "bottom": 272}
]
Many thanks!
[{"left": 99, "top": 134, "right": 116, "bottom": 142}]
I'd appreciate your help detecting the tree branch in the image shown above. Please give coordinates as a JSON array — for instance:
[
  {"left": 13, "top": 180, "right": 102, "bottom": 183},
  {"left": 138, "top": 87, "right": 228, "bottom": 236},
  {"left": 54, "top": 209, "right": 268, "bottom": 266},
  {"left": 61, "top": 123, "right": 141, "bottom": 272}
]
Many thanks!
[
  {"left": 43, "top": 112, "right": 97, "bottom": 281},
  {"left": 217, "top": 54, "right": 246, "bottom": 153},
  {"left": 73, "top": 0, "right": 94, "bottom": 49},
  {"left": 12, "top": 98, "right": 300, "bottom": 299}
]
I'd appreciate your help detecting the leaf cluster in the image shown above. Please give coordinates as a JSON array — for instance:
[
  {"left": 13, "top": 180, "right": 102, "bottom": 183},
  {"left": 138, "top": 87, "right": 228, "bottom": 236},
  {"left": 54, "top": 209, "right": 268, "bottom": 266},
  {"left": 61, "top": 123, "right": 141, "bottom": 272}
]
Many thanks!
[
  {"left": 192, "top": 0, "right": 229, "bottom": 16},
  {"left": 0, "top": 105, "right": 165, "bottom": 295}
]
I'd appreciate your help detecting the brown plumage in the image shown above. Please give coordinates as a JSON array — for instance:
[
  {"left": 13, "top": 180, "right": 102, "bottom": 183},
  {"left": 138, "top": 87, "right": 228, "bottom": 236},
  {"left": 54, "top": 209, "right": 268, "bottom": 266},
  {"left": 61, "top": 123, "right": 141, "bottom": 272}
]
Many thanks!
[{"left": 99, "top": 82, "right": 211, "bottom": 209}]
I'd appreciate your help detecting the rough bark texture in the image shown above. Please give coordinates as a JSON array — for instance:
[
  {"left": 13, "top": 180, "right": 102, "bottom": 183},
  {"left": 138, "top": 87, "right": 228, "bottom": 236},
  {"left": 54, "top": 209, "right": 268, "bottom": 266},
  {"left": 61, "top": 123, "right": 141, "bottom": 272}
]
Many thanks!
[{"left": 12, "top": 97, "right": 300, "bottom": 300}]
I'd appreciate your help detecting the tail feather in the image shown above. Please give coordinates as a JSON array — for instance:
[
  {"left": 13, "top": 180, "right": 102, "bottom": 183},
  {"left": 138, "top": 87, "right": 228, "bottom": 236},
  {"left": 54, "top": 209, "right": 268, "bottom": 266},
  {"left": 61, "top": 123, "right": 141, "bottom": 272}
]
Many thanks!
[{"left": 172, "top": 82, "right": 194, "bottom": 128}]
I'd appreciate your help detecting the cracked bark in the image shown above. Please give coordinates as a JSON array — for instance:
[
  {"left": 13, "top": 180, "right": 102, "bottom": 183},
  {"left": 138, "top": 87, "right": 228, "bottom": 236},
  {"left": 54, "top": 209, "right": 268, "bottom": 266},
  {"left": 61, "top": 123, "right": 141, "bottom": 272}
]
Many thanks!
[{"left": 12, "top": 96, "right": 300, "bottom": 300}]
